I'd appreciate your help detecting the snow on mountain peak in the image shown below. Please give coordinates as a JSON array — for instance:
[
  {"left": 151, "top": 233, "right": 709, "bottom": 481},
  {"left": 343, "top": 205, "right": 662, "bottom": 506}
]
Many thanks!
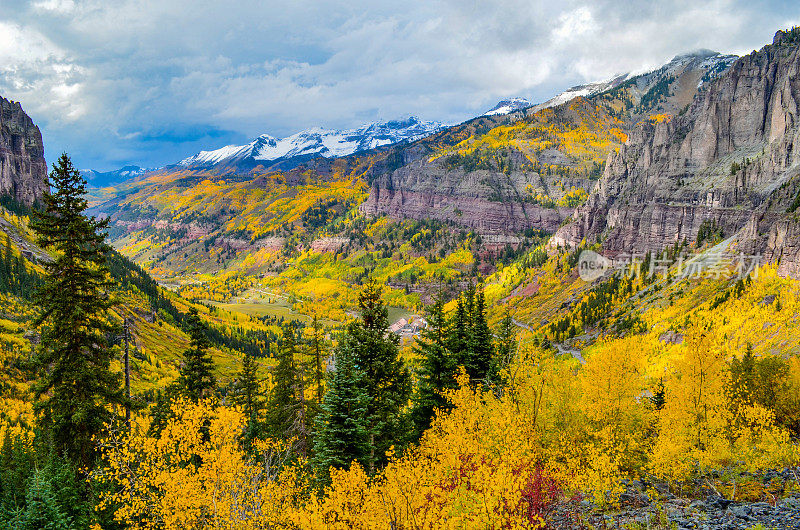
[
  {"left": 179, "top": 117, "right": 444, "bottom": 169},
  {"left": 484, "top": 97, "right": 532, "bottom": 116}
]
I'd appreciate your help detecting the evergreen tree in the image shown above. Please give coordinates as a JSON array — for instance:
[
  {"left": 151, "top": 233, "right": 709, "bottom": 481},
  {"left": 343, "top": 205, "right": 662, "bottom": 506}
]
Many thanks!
[
  {"left": 447, "top": 295, "right": 468, "bottom": 358},
  {"left": 232, "top": 352, "right": 261, "bottom": 421},
  {"left": 650, "top": 378, "right": 666, "bottom": 411},
  {"left": 310, "top": 315, "right": 325, "bottom": 405},
  {"left": 294, "top": 344, "right": 309, "bottom": 457},
  {"left": 494, "top": 307, "right": 517, "bottom": 374},
  {"left": 0, "top": 432, "right": 33, "bottom": 514},
  {"left": 147, "top": 385, "right": 180, "bottom": 437},
  {"left": 266, "top": 324, "right": 303, "bottom": 442},
  {"left": 312, "top": 348, "right": 371, "bottom": 485},
  {"left": 410, "top": 293, "right": 457, "bottom": 439},
  {"left": 344, "top": 279, "right": 411, "bottom": 472},
  {"left": 231, "top": 352, "right": 263, "bottom": 443},
  {"left": 30, "top": 153, "right": 124, "bottom": 470},
  {"left": 466, "top": 288, "right": 496, "bottom": 383},
  {"left": 177, "top": 308, "right": 216, "bottom": 402}
]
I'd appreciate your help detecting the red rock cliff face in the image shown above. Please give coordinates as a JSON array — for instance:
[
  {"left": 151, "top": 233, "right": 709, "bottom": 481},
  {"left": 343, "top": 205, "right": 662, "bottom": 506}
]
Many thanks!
[
  {"left": 0, "top": 97, "right": 48, "bottom": 206},
  {"left": 553, "top": 31, "right": 800, "bottom": 270},
  {"left": 360, "top": 157, "right": 575, "bottom": 233}
]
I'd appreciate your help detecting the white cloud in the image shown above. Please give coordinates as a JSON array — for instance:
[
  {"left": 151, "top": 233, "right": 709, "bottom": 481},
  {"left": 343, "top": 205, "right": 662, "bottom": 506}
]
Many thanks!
[
  {"left": 32, "top": 0, "right": 75, "bottom": 14},
  {"left": 0, "top": 20, "right": 87, "bottom": 123},
  {"left": 0, "top": 21, "right": 62, "bottom": 62},
  {"left": 0, "top": 0, "right": 797, "bottom": 170},
  {"left": 553, "top": 7, "right": 595, "bottom": 41}
]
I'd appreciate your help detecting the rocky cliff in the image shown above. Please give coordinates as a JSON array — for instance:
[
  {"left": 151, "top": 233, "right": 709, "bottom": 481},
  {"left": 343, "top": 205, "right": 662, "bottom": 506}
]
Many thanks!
[
  {"left": 0, "top": 97, "right": 47, "bottom": 206},
  {"left": 360, "top": 156, "right": 576, "bottom": 233},
  {"left": 553, "top": 30, "right": 800, "bottom": 269},
  {"left": 360, "top": 51, "right": 738, "bottom": 235}
]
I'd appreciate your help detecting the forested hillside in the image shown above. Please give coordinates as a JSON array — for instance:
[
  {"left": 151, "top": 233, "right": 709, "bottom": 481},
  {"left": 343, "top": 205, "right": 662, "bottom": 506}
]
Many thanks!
[{"left": 3, "top": 26, "right": 800, "bottom": 530}]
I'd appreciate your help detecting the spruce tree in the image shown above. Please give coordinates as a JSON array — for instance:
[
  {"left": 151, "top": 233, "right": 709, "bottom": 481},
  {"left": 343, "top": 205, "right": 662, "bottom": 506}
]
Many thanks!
[
  {"left": 447, "top": 295, "right": 468, "bottom": 359},
  {"left": 177, "top": 308, "right": 216, "bottom": 401},
  {"left": 30, "top": 153, "right": 124, "bottom": 470},
  {"left": 147, "top": 385, "right": 180, "bottom": 437},
  {"left": 466, "top": 288, "right": 496, "bottom": 384},
  {"left": 310, "top": 315, "right": 325, "bottom": 404},
  {"left": 494, "top": 307, "right": 517, "bottom": 374},
  {"left": 650, "top": 378, "right": 666, "bottom": 411},
  {"left": 312, "top": 348, "right": 371, "bottom": 484},
  {"left": 294, "top": 344, "right": 309, "bottom": 457},
  {"left": 344, "top": 279, "right": 411, "bottom": 472},
  {"left": 266, "top": 324, "right": 302, "bottom": 442},
  {"left": 231, "top": 352, "right": 263, "bottom": 443},
  {"left": 410, "top": 293, "right": 457, "bottom": 439}
]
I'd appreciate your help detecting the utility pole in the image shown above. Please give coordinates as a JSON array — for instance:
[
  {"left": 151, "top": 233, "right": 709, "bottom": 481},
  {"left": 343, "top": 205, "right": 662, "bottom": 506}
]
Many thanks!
[{"left": 124, "top": 318, "right": 131, "bottom": 430}]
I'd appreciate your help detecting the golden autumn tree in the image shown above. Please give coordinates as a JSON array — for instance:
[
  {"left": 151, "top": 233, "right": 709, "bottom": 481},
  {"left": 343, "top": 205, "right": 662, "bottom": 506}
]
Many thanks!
[{"left": 97, "top": 400, "right": 309, "bottom": 529}]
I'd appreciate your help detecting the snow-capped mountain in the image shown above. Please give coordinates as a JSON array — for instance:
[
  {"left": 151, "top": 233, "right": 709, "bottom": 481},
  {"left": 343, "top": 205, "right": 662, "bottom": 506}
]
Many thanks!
[
  {"left": 532, "top": 74, "right": 630, "bottom": 111},
  {"left": 179, "top": 117, "right": 444, "bottom": 170},
  {"left": 483, "top": 97, "right": 532, "bottom": 116},
  {"left": 492, "top": 50, "right": 738, "bottom": 118},
  {"left": 535, "top": 50, "right": 737, "bottom": 112},
  {"left": 82, "top": 165, "right": 153, "bottom": 187}
]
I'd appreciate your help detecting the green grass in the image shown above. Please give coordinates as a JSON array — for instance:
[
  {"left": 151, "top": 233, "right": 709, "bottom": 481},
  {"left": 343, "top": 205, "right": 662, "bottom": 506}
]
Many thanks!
[
  {"left": 388, "top": 306, "right": 414, "bottom": 324},
  {"left": 207, "top": 300, "right": 310, "bottom": 321}
]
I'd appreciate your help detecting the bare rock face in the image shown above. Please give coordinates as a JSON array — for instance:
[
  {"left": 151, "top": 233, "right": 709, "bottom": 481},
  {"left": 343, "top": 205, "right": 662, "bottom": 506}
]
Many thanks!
[
  {"left": 360, "top": 157, "right": 575, "bottom": 233},
  {"left": 310, "top": 237, "right": 349, "bottom": 252},
  {"left": 553, "top": 32, "right": 800, "bottom": 267},
  {"left": 0, "top": 97, "right": 48, "bottom": 206}
]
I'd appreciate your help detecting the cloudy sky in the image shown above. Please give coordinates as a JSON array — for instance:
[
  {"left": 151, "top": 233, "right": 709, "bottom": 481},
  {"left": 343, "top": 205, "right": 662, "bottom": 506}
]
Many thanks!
[{"left": 0, "top": 0, "right": 798, "bottom": 171}]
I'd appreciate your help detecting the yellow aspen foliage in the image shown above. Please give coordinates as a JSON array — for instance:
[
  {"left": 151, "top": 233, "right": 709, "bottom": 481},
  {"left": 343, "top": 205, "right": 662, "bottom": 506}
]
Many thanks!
[
  {"left": 650, "top": 325, "right": 799, "bottom": 482},
  {"left": 93, "top": 316, "right": 800, "bottom": 527},
  {"left": 580, "top": 338, "right": 654, "bottom": 480},
  {"left": 97, "top": 399, "right": 309, "bottom": 529},
  {"left": 299, "top": 371, "right": 553, "bottom": 529}
]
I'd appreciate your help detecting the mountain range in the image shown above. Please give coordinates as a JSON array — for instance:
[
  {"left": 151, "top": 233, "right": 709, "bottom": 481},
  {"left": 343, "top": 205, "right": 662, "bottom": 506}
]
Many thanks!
[
  {"left": 176, "top": 116, "right": 445, "bottom": 172},
  {"left": 84, "top": 49, "right": 737, "bottom": 181},
  {"left": 82, "top": 165, "right": 152, "bottom": 187}
]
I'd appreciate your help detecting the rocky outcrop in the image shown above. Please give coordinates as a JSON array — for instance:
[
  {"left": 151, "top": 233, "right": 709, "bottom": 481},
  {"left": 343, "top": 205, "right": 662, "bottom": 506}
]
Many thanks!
[
  {"left": 310, "top": 237, "right": 349, "bottom": 252},
  {"left": 0, "top": 97, "right": 47, "bottom": 206},
  {"left": 553, "top": 31, "right": 800, "bottom": 267}
]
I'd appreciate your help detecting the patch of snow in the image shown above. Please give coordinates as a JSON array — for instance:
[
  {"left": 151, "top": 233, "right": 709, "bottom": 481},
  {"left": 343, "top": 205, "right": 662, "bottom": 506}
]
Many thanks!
[{"left": 484, "top": 97, "right": 532, "bottom": 116}]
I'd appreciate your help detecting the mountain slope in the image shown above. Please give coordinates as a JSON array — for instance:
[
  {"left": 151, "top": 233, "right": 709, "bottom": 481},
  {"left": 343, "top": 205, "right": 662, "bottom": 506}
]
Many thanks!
[
  {"left": 520, "top": 50, "right": 737, "bottom": 119},
  {"left": 359, "top": 50, "right": 738, "bottom": 233},
  {"left": 361, "top": 97, "right": 624, "bottom": 233}
]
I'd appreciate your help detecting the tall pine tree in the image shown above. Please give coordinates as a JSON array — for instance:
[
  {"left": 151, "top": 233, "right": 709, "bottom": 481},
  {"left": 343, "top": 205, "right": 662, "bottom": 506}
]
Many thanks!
[
  {"left": 310, "top": 315, "right": 326, "bottom": 405},
  {"left": 447, "top": 290, "right": 469, "bottom": 357},
  {"left": 344, "top": 279, "right": 411, "bottom": 472},
  {"left": 466, "top": 288, "right": 495, "bottom": 383},
  {"left": 312, "top": 348, "right": 371, "bottom": 484},
  {"left": 266, "top": 324, "right": 303, "bottom": 444},
  {"left": 231, "top": 352, "right": 263, "bottom": 444},
  {"left": 177, "top": 308, "right": 216, "bottom": 401},
  {"left": 410, "top": 293, "right": 457, "bottom": 439},
  {"left": 494, "top": 307, "right": 517, "bottom": 382},
  {"left": 31, "top": 153, "right": 124, "bottom": 470}
]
